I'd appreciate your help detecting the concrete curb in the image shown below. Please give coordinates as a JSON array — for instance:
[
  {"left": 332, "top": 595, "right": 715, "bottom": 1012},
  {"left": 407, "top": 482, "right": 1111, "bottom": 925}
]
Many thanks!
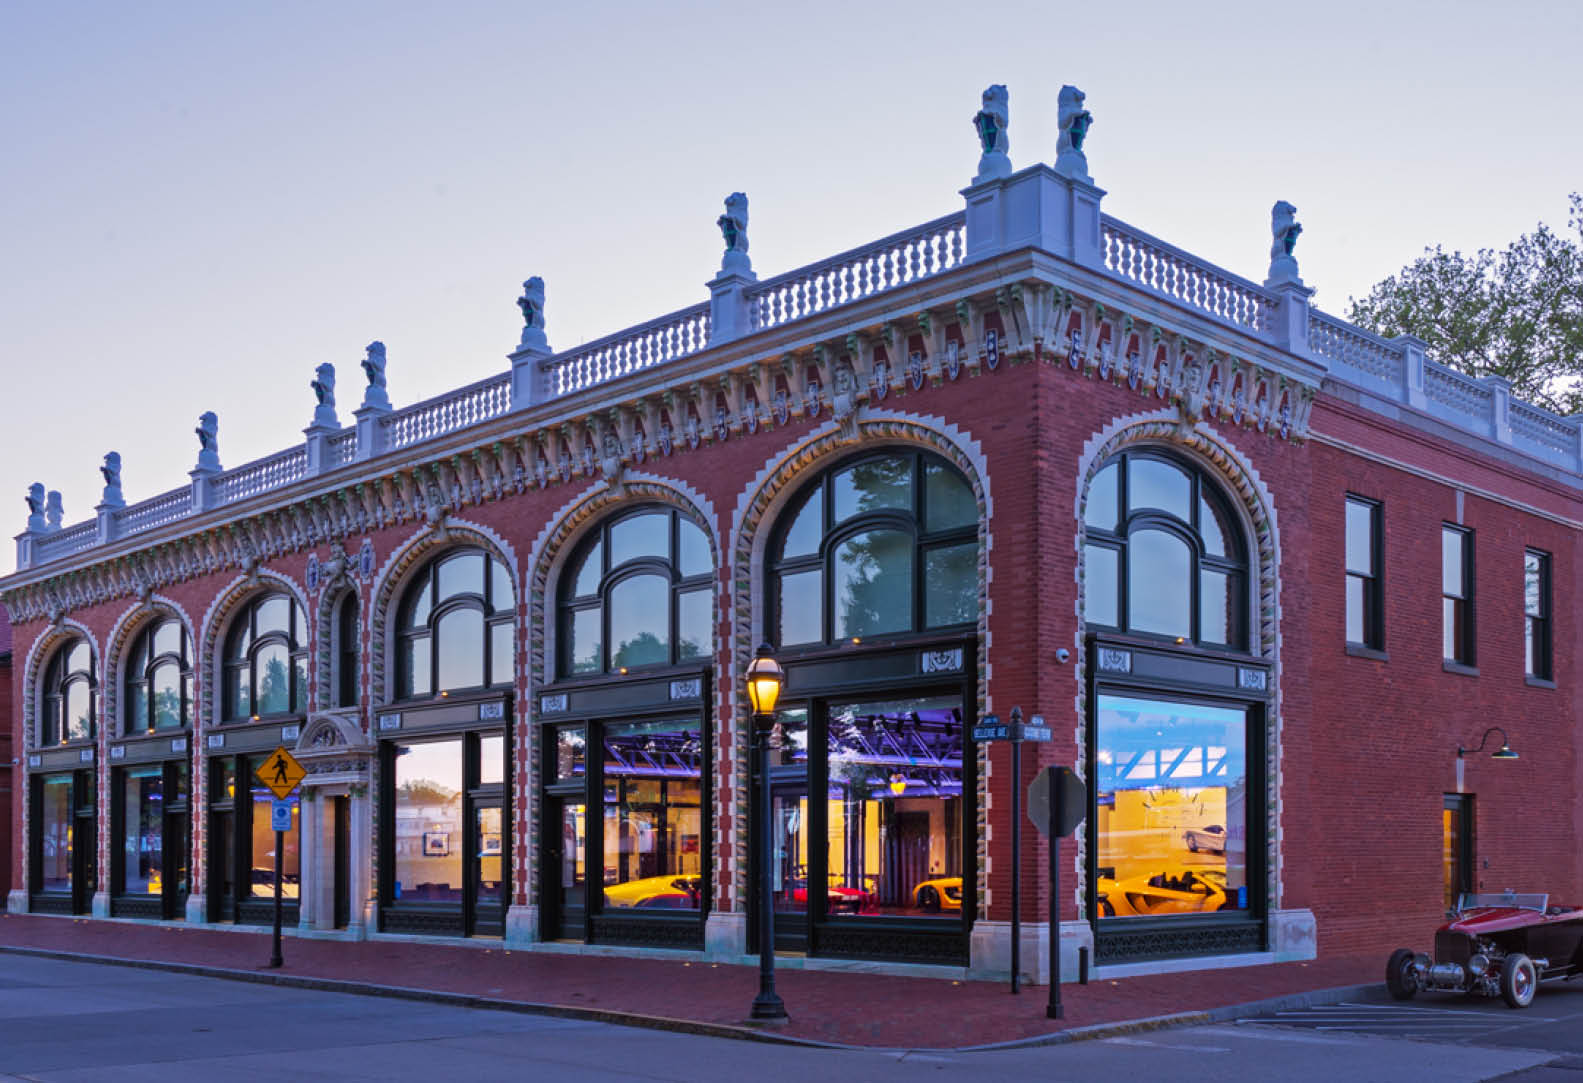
[{"left": 0, "top": 943, "right": 1381, "bottom": 1053}]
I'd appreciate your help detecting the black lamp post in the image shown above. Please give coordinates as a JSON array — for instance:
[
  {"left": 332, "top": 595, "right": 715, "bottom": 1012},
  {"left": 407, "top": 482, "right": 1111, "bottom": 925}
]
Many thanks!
[{"left": 746, "top": 642, "right": 788, "bottom": 1022}]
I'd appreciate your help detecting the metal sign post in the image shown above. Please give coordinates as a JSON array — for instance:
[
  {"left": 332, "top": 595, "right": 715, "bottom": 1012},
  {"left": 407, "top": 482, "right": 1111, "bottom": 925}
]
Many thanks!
[
  {"left": 255, "top": 746, "right": 306, "bottom": 970},
  {"left": 1028, "top": 764, "right": 1087, "bottom": 1020},
  {"left": 973, "top": 709, "right": 1052, "bottom": 997}
]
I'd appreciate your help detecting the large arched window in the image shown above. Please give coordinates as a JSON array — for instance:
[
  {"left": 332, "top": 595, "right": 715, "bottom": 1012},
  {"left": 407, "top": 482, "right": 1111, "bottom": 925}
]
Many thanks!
[
  {"left": 222, "top": 594, "right": 308, "bottom": 720},
  {"left": 558, "top": 507, "right": 713, "bottom": 677},
  {"left": 40, "top": 638, "right": 96, "bottom": 745},
  {"left": 1083, "top": 450, "right": 1247, "bottom": 650},
  {"left": 769, "top": 450, "right": 978, "bottom": 648},
  {"left": 396, "top": 549, "right": 515, "bottom": 699},
  {"left": 124, "top": 617, "right": 193, "bottom": 734}
]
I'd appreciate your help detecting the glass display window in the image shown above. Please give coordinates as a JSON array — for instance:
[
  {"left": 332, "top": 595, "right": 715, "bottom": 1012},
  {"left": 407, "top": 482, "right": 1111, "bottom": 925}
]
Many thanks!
[
  {"left": 38, "top": 774, "right": 73, "bottom": 893},
  {"left": 822, "top": 696, "right": 964, "bottom": 918},
  {"left": 599, "top": 719, "right": 703, "bottom": 911},
  {"left": 1093, "top": 694, "right": 1248, "bottom": 921},
  {"left": 120, "top": 767, "right": 165, "bottom": 895},
  {"left": 249, "top": 786, "right": 300, "bottom": 900},
  {"left": 392, "top": 738, "right": 464, "bottom": 904}
]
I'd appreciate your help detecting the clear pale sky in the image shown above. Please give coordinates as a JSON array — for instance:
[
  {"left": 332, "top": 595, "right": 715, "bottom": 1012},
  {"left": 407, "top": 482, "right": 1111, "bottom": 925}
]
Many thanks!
[{"left": 3, "top": 0, "right": 1580, "bottom": 576}]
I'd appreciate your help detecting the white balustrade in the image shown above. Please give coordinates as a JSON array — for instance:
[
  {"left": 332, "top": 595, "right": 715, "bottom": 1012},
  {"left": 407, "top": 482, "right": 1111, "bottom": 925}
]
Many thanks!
[
  {"left": 1100, "top": 217, "right": 1275, "bottom": 333},
  {"left": 1508, "top": 400, "right": 1576, "bottom": 457},
  {"left": 1307, "top": 311, "right": 1405, "bottom": 385},
  {"left": 381, "top": 374, "right": 512, "bottom": 451},
  {"left": 747, "top": 213, "right": 967, "bottom": 332},
  {"left": 33, "top": 520, "right": 100, "bottom": 564},
  {"left": 328, "top": 430, "right": 358, "bottom": 466},
  {"left": 544, "top": 304, "right": 712, "bottom": 397},
  {"left": 1424, "top": 363, "right": 1494, "bottom": 420},
  {"left": 214, "top": 447, "right": 309, "bottom": 504},
  {"left": 116, "top": 488, "right": 193, "bottom": 534}
]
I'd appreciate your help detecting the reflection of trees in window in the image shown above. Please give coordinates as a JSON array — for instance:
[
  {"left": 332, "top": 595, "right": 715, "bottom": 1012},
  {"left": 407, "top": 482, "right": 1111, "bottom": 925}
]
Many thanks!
[
  {"left": 557, "top": 506, "right": 714, "bottom": 677},
  {"left": 125, "top": 617, "right": 193, "bottom": 734},
  {"left": 1083, "top": 451, "right": 1248, "bottom": 650},
  {"left": 771, "top": 451, "right": 978, "bottom": 648},
  {"left": 395, "top": 549, "right": 515, "bottom": 699},
  {"left": 222, "top": 594, "right": 308, "bottom": 720},
  {"left": 41, "top": 639, "right": 96, "bottom": 745}
]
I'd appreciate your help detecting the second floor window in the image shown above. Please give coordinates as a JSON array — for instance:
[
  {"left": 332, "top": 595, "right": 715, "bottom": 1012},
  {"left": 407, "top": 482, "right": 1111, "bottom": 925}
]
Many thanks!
[
  {"left": 559, "top": 507, "right": 713, "bottom": 676},
  {"left": 1524, "top": 549, "right": 1551, "bottom": 681},
  {"left": 1442, "top": 526, "right": 1474, "bottom": 666},
  {"left": 41, "top": 638, "right": 95, "bottom": 745},
  {"left": 1084, "top": 451, "right": 1247, "bottom": 651},
  {"left": 397, "top": 549, "right": 516, "bottom": 698},
  {"left": 1345, "top": 496, "right": 1383, "bottom": 649},
  {"left": 223, "top": 594, "right": 308, "bottom": 720},
  {"left": 124, "top": 618, "right": 193, "bottom": 734}
]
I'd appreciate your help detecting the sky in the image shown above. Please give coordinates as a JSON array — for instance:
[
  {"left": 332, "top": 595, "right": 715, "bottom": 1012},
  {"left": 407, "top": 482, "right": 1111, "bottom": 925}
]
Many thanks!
[{"left": 3, "top": 0, "right": 1580, "bottom": 576}]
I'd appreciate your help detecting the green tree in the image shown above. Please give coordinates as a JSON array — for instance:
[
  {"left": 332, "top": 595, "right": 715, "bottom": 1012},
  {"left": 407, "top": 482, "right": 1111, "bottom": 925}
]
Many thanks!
[{"left": 1346, "top": 194, "right": 1583, "bottom": 416}]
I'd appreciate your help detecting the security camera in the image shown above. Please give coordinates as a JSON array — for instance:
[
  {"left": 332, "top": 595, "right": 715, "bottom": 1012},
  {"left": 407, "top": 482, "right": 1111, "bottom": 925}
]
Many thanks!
[{"left": 1055, "top": 648, "right": 1070, "bottom": 663}]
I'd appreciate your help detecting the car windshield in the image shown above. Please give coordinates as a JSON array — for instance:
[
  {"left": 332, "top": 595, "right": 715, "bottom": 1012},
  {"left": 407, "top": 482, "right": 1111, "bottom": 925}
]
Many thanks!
[{"left": 1458, "top": 892, "right": 1548, "bottom": 912}]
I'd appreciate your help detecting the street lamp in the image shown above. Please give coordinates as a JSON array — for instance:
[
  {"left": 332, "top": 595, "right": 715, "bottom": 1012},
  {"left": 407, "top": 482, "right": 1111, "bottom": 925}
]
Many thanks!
[
  {"left": 1455, "top": 727, "right": 1518, "bottom": 793},
  {"left": 746, "top": 642, "right": 787, "bottom": 1022}
]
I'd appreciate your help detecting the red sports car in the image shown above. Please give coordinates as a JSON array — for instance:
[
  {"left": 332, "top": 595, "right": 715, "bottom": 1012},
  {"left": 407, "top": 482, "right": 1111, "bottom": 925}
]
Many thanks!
[{"left": 1386, "top": 892, "right": 1583, "bottom": 1008}]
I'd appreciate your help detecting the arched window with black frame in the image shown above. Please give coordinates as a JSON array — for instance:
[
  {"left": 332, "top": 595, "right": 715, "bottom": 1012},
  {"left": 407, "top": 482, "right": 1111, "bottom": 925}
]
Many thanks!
[
  {"left": 221, "top": 594, "right": 308, "bottom": 721},
  {"left": 333, "top": 591, "right": 359, "bottom": 708},
  {"left": 40, "top": 637, "right": 96, "bottom": 745},
  {"left": 769, "top": 449, "right": 978, "bottom": 649},
  {"left": 396, "top": 549, "right": 515, "bottom": 700},
  {"left": 1082, "top": 449, "right": 1248, "bottom": 650},
  {"left": 124, "top": 617, "right": 193, "bottom": 734},
  {"left": 557, "top": 507, "right": 713, "bottom": 677}
]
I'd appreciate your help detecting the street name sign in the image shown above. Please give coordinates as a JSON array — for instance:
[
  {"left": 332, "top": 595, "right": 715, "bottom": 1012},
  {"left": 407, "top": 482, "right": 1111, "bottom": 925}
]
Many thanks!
[{"left": 972, "top": 713, "right": 1052, "bottom": 743}]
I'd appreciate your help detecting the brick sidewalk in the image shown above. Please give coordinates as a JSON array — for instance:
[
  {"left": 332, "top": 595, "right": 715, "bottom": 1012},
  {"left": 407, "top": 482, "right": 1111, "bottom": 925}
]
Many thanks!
[{"left": 0, "top": 913, "right": 1379, "bottom": 1049}]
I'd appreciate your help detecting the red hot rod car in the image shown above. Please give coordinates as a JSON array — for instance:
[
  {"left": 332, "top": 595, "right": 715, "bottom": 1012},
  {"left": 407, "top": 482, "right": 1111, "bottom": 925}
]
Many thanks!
[{"left": 1387, "top": 892, "right": 1583, "bottom": 1008}]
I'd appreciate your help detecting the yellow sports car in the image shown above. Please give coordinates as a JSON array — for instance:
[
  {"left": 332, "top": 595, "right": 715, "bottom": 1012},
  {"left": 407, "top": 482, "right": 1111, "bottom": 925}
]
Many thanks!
[
  {"left": 603, "top": 874, "right": 702, "bottom": 909},
  {"left": 913, "top": 876, "right": 962, "bottom": 913},
  {"left": 1096, "top": 867, "right": 1231, "bottom": 917}
]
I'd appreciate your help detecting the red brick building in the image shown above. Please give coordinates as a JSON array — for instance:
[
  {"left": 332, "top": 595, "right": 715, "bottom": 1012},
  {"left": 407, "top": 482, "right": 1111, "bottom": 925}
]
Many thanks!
[
  {"left": 4, "top": 88, "right": 1578, "bottom": 982},
  {"left": 0, "top": 604, "right": 12, "bottom": 899}
]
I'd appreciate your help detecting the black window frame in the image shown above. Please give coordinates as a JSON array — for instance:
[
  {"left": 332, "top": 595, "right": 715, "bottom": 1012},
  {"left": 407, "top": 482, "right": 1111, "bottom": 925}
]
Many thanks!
[
  {"left": 1344, "top": 495, "right": 1384, "bottom": 651},
  {"left": 40, "top": 637, "right": 96, "bottom": 746},
  {"left": 221, "top": 593, "right": 309, "bottom": 721},
  {"left": 206, "top": 751, "right": 303, "bottom": 926},
  {"left": 1442, "top": 525, "right": 1475, "bottom": 667},
  {"left": 123, "top": 617, "right": 194, "bottom": 735},
  {"left": 1524, "top": 548, "right": 1551, "bottom": 682},
  {"left": 557, "top": 506, "right": 714, "bottom": 678},
  {"left": 1083, "top": 450, "right": 1250, "bottom": 652},
  {"left": 395, "top": 548, "right": 516, "bottom": 701},
  {"left": 767, "top": 449, "right": 978, "bottom": 652},
  {"left": 334, "top": 590, "right": 360, "bottom": 708}
]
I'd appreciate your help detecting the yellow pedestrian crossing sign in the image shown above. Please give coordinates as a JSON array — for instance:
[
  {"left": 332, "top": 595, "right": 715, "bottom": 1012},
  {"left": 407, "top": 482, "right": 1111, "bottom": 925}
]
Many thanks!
[{"left": 256, "top": 746, "right": 306, "bottom": 799}]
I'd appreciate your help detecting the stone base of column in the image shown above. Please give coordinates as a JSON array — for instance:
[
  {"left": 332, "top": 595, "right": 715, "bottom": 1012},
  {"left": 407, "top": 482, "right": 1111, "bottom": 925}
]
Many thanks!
[
  {"left": 505, "top": 904, "right": 539, "bottom": 948},
  {"left": 91, "top": 891, "right": 111, "bottom": 919},
  {"left": 6, "top": 890, "right": 26, "bottom": 915},
  {"left": 705, "top": 910, "right": 747, "bottom": 959},
  {"left": 968, "top": 919, "right": 1093, "bottom": 984},
  {"left": 184, "top": 895, "right": 207, "bottom": 924},
  {"left": 1270, "top": 908, "right": 1318, "bottom": 961}
]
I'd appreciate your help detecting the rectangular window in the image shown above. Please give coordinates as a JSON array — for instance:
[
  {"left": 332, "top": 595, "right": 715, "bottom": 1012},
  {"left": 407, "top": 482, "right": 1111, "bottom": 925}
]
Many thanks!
[
  {"left": 392, "top": 738, "right": 463, "bottom": 903},
  {"left": 39, "top": 774, "right": 74, "bottom": 893},
  {"left": 119, "top": 767, "right": 164, "bottom": 895},
  {"left": 1524, "top": 549, "right": 1551, "bottom": 681},
  {"left": 1442, "top": 526, "right": 1474, "bottom": 665},
  {"left": 601, "top": 719, "right": 703, "bottom": 911},
  {"left": 1345, "top": 497, "right": 1382, "bottom": 649},
  {"left": 1095, "top": 694, "right": 1248, "bottom": 920}
]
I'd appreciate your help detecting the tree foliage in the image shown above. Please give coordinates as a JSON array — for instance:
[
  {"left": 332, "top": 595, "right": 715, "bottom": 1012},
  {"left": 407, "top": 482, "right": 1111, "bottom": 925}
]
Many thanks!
[{"left": 1346, "top": 194, "right": 1583, "bottom": 416}]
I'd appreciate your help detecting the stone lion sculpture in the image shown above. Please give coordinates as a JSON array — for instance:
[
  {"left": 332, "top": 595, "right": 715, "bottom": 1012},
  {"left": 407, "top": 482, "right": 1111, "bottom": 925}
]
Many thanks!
[
  {"left": 195, "top": 411, "right": 221, "bottom": 470},
  {"left": 1270, "top": 201, "right": 1302, "bottom": 260},
  {"left": 361, "top": 341, "right": 391, "bottom": 409},
  {"left": 974, "top": 84, "right": 1009, "bottom": 156},
  {"left": 311, "top": 363, "right": 336, "bottom": 407}
]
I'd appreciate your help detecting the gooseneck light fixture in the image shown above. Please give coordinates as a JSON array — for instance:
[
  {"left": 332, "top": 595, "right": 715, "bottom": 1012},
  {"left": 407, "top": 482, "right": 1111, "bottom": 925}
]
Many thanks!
[
  {"left": 746, "top": 642, "right": 788, "bottom": 1023},
  {"left": 1455, "top": 727, "right": 1518, "bottom": 793}
]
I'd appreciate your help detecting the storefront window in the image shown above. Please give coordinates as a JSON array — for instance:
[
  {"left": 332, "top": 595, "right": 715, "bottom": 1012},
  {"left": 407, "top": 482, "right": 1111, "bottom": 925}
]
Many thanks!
[
  {"left": 1094, "top": 694, "right": 1247, "bottom": 920},
  {"left": 39, "top": 774, "right": 73, "bottom": 892},
  {"left": 825, "top": 696, "right": 963, "bottom": 917},
  {"left": 392, "top": 739, "right": 464, "bottom": 903},
  {"left": 600, "top": 719, "right": 703, "bottom": 910},
  {"left": 121, "top": 768, "right": 164, "bottom": 895},
  {"left": 555, "top": 726, "right": 586, "bottom": 780},
  {"left": 249, "top": 787, "right": 300, "bottom": 899}
]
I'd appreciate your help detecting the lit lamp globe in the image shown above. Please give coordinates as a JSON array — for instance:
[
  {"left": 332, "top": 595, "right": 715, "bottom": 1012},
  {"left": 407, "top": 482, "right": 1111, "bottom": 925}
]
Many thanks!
[{"left": 746, "top": 643, "right": 784, "bottom": 718}]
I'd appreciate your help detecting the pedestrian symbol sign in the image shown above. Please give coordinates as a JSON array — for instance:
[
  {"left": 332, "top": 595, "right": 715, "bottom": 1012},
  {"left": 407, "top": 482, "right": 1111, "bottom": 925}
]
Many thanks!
[{"left": 256, "top": 746, "right": 306, "bottom": 799}]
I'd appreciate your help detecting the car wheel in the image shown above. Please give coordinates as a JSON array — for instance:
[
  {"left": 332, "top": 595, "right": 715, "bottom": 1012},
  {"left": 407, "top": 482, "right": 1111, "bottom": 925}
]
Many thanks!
[
  {"left": 1187, "top": 836, "right": 1199, "bottom": 853},
  {"left": 1385, "top": 948, "right": 1419, "bottom": 1000},
  {"left": 1098, "top": 897, "right": 1115, "bottom": 918},
  {"left": 918, "top": 887, "right": 940, "bottom": 913},
  {"left": 1500, "top": 953, "right": 1538, "bottom": 1009}
]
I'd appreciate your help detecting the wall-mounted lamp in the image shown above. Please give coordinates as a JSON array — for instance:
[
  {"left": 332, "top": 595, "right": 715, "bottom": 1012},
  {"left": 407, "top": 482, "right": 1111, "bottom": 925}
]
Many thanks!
[{"left": 1455, "top": 726, "right": 1518, "bottom": 793}]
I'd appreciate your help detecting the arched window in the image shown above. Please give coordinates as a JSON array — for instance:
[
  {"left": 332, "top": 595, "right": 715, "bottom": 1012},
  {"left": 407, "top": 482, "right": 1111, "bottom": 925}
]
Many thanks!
[
  {"left": 396, "top": 549, "right": 515, "bottom": 699},
  {"left": 558, "top": 507, "right": 713, "bottom": 676},
  {"left": 40, "top": 638, "right": 95, "bottom": 745},
  {"left": 222, "top": 594, "right": 308, "bottom": 720},
  {"left": 1082, "top": 450, "right": 1247, "bottom": 650},
  {"left": 769, "top": 450, "right": 978, "bottom": 648},
  {"left": 124, "top": 617, "right": 193, "bottom": 734}
]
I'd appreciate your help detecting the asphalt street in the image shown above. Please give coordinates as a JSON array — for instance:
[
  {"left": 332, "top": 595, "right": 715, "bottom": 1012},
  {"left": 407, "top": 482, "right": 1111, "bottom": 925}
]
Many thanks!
[{"left": 0, "top": 955, "right": 1568, "bottom": 1082}]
